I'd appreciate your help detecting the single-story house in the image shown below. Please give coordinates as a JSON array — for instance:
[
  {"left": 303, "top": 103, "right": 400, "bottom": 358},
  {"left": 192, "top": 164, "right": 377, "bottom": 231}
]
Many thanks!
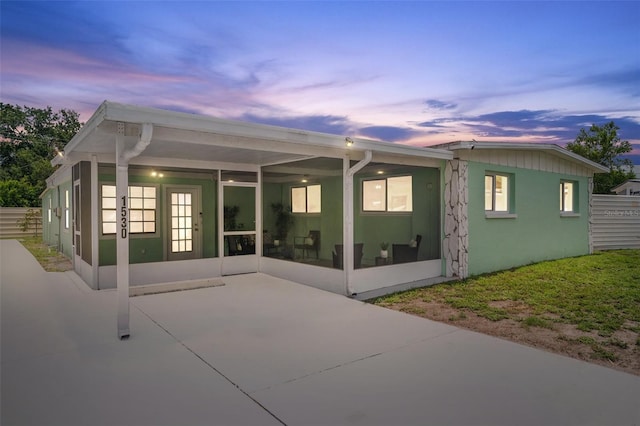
[
  {"left": 611, "top": 179, "right": 640, "bottom": 196},
  {"left": 42, "top": 102, "right": 607, "bottom": 338}
]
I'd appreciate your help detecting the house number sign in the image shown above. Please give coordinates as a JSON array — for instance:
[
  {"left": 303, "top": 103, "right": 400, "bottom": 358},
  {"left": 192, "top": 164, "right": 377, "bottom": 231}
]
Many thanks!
[{"left": 120, "top": 195, "right": 128, "bottom": 239}]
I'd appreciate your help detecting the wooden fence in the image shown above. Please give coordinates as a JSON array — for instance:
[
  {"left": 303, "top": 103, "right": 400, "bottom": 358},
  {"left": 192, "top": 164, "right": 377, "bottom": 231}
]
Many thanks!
[
  {"left": 591, "top": 195, "right": 640, "bottom": 250},
  {"left": 0, "top": 207, "right": 42, "bottom": 238}
]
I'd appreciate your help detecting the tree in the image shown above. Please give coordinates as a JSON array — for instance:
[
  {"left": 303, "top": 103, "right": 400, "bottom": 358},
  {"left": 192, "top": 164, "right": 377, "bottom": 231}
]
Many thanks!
[
  {"left": 566, "top": 121, "right": 635, "bottom": 194},
  {"left": 0, "top": 104, "right": 81, "bottom": 206}
]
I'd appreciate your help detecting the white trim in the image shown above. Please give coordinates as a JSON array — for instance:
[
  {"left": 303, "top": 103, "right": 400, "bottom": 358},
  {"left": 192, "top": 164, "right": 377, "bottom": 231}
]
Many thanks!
[
  {"left": 351, "top": 259, "right": 442, "bottom": 295},
  {"left": 260, "top": 258, "right": 345, "bottom": 295},
  {"left": 485, "top": 212, "right": 518, "bottom": 219},
  {"left": 440, "top": 141, "right": 608, "bottom": 173}
]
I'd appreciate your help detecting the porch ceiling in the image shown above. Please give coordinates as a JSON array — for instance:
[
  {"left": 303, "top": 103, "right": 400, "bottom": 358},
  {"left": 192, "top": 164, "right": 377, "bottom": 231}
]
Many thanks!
[
  {"left": 70, "top": 121, "right": 316, "bottom": 167},
  {"left": 58, "top": 101, "right": 453, "bottom": 168}
]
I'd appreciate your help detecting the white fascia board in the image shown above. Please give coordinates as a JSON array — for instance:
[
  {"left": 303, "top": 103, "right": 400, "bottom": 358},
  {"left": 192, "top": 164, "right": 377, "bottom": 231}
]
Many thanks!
[
  {"left": 45, "top": 164, "right": 72, "bottom": 188},
  {"left": 444, "top": 141, "right": 608, "bottom": 173},
  {"left": 101, "top": 101, "right": 453, "bottom": 161},
  {"left": 60, "top": 101, "right": 108, "bottom": 157}
]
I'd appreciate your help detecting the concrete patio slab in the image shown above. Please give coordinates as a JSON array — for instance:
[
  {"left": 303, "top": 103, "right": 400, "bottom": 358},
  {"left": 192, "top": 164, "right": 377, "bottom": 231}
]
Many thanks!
[{"left": 2, "top": 239, "right": 639, "bottom": 425}]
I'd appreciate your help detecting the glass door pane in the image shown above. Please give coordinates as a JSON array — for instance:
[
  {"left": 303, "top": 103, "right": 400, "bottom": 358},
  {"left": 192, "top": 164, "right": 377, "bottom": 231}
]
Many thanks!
[
  {"left": 171, "top": 192, "right": 193, "bottom": 253},
  {"left": 223, "top": 185, "right": 256, "bottom": 257}
]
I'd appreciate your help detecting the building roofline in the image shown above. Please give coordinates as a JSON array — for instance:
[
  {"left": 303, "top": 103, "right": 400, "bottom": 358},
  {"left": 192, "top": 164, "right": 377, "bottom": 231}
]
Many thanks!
[
  {"left": 57, "top": 101, "right": 453, "bottom": 162},
  {"left": 433, "top": 141, "right": 609, "bottom": 173},
  {"left": 611, "top": 179, "right": 640, "bottom": 191}
]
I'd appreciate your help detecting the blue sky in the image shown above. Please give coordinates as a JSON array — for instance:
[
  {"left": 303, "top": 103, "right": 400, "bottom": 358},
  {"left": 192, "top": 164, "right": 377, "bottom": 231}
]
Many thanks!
[{"left": 2, "top": 1, "right": 639, "bottom": 162}]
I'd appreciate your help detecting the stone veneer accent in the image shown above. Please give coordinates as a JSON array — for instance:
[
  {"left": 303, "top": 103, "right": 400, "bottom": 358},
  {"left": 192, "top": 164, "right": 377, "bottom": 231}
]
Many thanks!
[{"left": 443, "top": 160, "right": 469, "bottom": 278}]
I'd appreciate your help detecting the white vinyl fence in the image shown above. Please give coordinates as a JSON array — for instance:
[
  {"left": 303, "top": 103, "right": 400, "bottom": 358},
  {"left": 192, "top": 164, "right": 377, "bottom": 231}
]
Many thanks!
[
  {"left": 0, "top": 207, "right": 42, "bottom": 238},
  {"left": 591, "top": 195, "right": 640, "bottom": 250}
]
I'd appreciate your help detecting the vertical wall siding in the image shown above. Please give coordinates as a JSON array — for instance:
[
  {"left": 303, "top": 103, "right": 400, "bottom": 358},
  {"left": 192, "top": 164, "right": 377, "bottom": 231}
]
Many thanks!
[{"left": 591, "top": 195, "right": 640, "bottom": 250}]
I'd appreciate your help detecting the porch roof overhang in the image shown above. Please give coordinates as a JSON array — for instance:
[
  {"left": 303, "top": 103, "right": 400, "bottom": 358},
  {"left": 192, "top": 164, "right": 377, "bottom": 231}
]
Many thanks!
[
  {"left": 53, "top": 101, "right": 453, "bottom": 170},
  {"left": 436, "top": 141, "right": 609, "bottom": 174}
]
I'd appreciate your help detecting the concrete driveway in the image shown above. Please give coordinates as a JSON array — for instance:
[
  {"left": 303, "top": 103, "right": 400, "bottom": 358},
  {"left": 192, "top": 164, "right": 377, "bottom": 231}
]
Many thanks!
[{"left": 2, "top": 239, "right": 639, "bottom": 425}]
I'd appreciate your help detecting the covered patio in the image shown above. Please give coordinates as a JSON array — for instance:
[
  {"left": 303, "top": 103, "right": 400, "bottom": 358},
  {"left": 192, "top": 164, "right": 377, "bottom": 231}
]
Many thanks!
[{"left": 49, "top": 101, "right": 452, "bottom": 337}]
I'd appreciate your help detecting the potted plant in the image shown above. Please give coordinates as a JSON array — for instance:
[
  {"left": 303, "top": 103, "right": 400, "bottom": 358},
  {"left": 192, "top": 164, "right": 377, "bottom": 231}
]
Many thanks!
[
  {"left": 271, "top": 202, "right": 294, "bottom": 243},
  {"left": 224, "top": 205, "right": 240, "bottom": 231},
  {"left": 380, "top": 242, "right": 389, "bottom": 259}
]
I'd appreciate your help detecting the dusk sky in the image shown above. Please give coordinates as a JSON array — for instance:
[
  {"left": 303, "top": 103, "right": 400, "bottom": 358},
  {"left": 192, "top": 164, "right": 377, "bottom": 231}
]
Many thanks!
[{"left": 2, "top": 1, "right": 639, "bottom": 162}]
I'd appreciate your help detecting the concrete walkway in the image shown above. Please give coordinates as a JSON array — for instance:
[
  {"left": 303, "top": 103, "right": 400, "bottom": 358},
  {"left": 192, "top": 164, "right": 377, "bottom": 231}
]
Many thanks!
[{"left": 2, "top": 239, "right": 639, "bottom": 425}]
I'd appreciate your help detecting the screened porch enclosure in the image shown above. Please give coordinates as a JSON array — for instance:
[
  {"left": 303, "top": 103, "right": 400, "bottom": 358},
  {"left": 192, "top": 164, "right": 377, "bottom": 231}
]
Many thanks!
[{"left": 262, "top": 158, "right": 441, "bottom": 271}]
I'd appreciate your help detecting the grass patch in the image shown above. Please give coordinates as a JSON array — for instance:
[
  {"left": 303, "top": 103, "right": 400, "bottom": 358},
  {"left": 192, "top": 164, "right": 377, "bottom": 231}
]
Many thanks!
[
  {"left": 18, "top": 236, "right": 71, "bottom": 272},
  {"left": 372, "top": 250, "right": 640, "bottom": 337},
  {"left": 521, "top": 316, "right": 554, "bottom": 329}
]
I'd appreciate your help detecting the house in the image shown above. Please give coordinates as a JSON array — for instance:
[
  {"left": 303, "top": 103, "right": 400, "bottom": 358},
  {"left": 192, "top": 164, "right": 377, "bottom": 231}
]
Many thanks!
[
  {"left": 611, "top": 179, "right": 640, "bottom": 196},
  {"left": 42, "top": 102, "right": 606, "bottom": 337}
]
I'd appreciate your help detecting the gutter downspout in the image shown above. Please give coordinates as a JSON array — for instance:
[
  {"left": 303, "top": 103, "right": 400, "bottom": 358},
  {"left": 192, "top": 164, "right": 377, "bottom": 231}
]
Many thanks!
[
  {"left": 344, "top": 150, "right": 372, "bottom": 296},
  {"left": 116, "top": 123, "right": 153, "bottom": 340}
]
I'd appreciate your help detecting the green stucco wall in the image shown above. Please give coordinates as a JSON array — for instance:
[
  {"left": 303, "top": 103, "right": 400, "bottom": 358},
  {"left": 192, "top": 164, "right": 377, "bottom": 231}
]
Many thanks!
[
  {"left": 263, "top": 176, "right": 344, "bottom": 260},
  {"left": 98, "top": 171, "right": 217, "bottom": 266},
  {"left": 467, "top": 161, "right": 590, "bottom": 276},
  {"left": 41, "top": 181, "right": 73, "bottom": 259},
  {"left": 354, "top": 167, "right": 441, "bottom": 262}
]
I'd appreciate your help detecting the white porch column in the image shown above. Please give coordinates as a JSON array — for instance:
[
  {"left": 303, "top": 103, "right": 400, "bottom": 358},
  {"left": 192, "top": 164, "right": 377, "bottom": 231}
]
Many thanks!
[
  {"left": 344, "top": 150, "right": 372, "bottom": 296},
  {"left": 343, "top": 157, "right": 353, "bottom": 296},
  {"left": 588, "top": 177, "right": 594, "bottom": 254},
  {"left": 116, "top": 123, "right": 130, "bottom": 339},
  {"left": 91, "top": 155, "right": 99, "bottom": 289},
  {"left": 115, "top": 122, "right": 153, "bottom": 339}
]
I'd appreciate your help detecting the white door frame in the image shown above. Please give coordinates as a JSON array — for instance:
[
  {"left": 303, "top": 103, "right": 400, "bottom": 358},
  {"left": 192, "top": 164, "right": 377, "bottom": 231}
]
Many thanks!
[
  {"left": 164, "top": 185, "right": 203, "bottom": 261},
  {"left": 219, "top": 181, "right": 259, "bottom": 275}
]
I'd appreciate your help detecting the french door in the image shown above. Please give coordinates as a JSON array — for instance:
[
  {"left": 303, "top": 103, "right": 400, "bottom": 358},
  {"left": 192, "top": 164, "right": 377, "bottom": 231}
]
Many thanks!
[{"left": 166, "top": 186, "right": 202, "bottom": 261}]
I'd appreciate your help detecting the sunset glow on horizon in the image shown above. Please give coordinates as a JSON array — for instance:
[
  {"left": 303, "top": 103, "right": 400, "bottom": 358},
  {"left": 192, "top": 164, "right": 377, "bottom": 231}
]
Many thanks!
[{"left": 1, "top": 1, "right": 638, "bottom": 161}]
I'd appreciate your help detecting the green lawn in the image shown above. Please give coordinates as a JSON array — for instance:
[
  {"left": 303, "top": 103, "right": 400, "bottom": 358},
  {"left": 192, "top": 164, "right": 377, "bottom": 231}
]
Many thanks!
[{"left": 372, "top": 249, "right": 640, "bottom": 339}]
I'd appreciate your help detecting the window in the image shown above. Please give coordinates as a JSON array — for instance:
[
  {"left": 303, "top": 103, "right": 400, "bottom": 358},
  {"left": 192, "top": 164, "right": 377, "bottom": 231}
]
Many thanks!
[
  {"left": 292, "top": 184, "right": 321, "bottom": 213},
  {"left": 485, "top": 174, "right": 509, "bottom": 212},
  {"left": 64, "top": 190, "right": 70, "bottom": 229},
  {"left": 47, "top": 197, "right": 52, "bottom": 223},
  {"left": 363, "top": 176, "right": 412, "bottom": 212},
  {"left": 560, "top": 181, "right": 575, "bottom": 212},
  {"left": 101, "top": 185, "right": 156, "bottom": 235}
]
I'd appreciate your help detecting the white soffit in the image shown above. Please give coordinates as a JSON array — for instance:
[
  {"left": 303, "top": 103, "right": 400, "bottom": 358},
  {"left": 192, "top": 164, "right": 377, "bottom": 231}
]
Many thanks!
[{"left": 59, "top": 101, "right": 452, "bottom": 167}]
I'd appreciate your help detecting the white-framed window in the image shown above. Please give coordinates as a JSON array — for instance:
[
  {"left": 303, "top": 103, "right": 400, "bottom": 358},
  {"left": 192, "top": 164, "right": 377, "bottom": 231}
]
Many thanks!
[
  {"left": 485, "top": 173, "right": 510, "bottom": 212},
  {"left": 362, "top": 176, "right": 413, "bottom": 212},
  {"left": 560, "top": 181, "right": 575, "bottom": 212},
  {"left": 64, "top": 190, "right": 70, "bottom": 229},
  {"left": 292, "top": 184, "right": 321, "bottom": 213},
  {"left": 101, "top": 184, "right": 157, "bottom": 235},
  {"left": 47, "top": 197, "right": 52, "bottom": 223}
]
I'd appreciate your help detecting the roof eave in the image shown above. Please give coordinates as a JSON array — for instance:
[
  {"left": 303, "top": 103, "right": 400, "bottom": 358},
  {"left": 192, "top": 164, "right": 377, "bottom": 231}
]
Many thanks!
[
  {"left": 440, "top": 141, "right": 608, "bottom": 173},
  {"left": 98, "top": 101, "right": 453, "bottom": 161}
]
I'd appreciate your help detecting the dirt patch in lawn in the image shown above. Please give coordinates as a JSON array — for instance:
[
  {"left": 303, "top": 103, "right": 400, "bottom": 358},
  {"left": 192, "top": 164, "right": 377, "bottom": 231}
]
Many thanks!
[
  {"left": 18, "top": 237, "right": 73, "bottom": 272},
  {"left": 381, "top": 299, "right": 640, "bottom": 376}
]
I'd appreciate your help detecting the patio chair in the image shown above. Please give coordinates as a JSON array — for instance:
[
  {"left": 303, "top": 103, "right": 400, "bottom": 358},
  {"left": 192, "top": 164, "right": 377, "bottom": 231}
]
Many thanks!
[
  {"left": 294, "top": 230, "right": 320, "bottom": 259},
  {"left": 332, "top": 243, "right": 364, "bottom": 269},
  {"left": 392, "top": 234, "right": 422, "bottom": 264}
]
